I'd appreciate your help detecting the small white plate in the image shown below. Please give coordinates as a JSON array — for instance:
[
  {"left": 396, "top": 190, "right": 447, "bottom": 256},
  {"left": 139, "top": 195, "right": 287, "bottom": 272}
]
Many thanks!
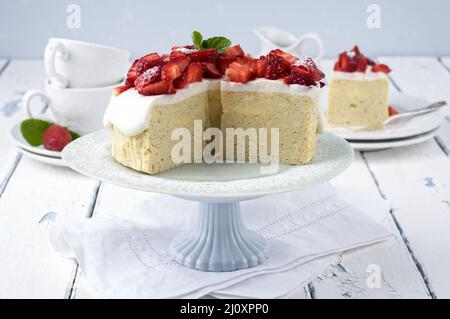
[
  {"left": 18, "top": 147, "right": 67, "bottom": 167},
  {"left": 350, "top": 128, "right": 438, "bottom": 151},
  {"left": 10, "top": 122, "right": 62, "bottom": 158},
  {"left": 322, "top": 89, "right": 443, "bottom": 141}
]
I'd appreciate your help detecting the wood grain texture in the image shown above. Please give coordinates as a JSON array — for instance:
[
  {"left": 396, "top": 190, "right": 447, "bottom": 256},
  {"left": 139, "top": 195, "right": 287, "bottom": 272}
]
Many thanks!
[
  {"left": 308, "top": 59, "right": 431, "bottom": 299},
  {"left": 0, "top": 60, "right": 101, "bottom": 298},
  {"left": 358, "top": 56, "right": 450, "bottom": 298}
]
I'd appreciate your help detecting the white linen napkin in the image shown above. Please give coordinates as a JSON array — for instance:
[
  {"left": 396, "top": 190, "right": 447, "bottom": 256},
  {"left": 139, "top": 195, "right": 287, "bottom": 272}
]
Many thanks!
[{"left": 49, "top": 184, "right": 392, "bottom": 299}]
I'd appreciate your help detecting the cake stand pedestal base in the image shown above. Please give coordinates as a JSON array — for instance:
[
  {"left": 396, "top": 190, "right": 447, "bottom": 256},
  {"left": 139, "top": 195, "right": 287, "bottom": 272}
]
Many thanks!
[{"left": 169, "top": 201, "right": 269, "bottom": 272}]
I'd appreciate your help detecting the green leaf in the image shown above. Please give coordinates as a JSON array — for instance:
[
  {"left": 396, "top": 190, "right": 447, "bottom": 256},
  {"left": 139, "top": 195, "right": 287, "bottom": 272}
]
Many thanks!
[
  {"left": 69, "top": 130, "right": 80, "bottom": 140},
  {"left": 203, "top": 37, "right": 231, "bottom": 53},
  {"left": 192, "top": 31, "right": 203, "bottom": 50},
  {"left": 20, "top": 118, "right": 52, "bottom": 146}
]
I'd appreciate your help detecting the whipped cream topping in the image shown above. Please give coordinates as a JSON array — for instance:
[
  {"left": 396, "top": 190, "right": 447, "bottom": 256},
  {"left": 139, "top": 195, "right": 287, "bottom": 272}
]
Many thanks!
[
  {"left": 104, "top": 78, "right": 325, "bottom": 136},
  {"left": 103, "top": 81, "right": 209, "bottom": 136},
  {"left": 332, "top": 70, "right": 388, "bottom": 81}
]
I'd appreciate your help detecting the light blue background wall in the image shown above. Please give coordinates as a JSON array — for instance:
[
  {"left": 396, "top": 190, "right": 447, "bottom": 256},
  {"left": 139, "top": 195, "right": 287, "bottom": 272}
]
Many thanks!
[{"left": 0, "top": 0, "right": 449, "bottom": 59}]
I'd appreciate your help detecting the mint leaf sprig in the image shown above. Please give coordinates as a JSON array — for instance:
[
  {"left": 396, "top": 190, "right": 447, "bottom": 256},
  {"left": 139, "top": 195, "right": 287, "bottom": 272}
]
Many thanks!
[{"left": 192, "top": 31, "right": 231, "bottom": 53}]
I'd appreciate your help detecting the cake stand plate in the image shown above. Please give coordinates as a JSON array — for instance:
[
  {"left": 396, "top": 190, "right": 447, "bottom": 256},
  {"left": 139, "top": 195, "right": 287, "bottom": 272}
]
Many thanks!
[{"left": 62, "top": 130, "right": 353, "bottom": 272}]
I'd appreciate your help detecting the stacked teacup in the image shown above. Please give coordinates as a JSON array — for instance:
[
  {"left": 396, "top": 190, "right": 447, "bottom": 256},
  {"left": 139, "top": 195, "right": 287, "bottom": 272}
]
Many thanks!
[{"left": 23, "top": 38, "right": 130, "bottom": 135}]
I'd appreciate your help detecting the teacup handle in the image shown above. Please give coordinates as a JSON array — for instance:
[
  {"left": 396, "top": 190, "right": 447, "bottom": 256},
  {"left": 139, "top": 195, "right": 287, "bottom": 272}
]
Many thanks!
[
  {"left": 22, "top": 89, "right": 51, "bottom": 118},
  {"left": 295, "top": 33, "right": 324, "bottom": 61},
  {"left": 44, "top": 41, "right": 70, "bottom": 88}
]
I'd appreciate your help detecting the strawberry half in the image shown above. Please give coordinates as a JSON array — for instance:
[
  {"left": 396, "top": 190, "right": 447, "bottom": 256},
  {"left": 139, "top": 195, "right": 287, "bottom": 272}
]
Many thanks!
[
  {"left": 293, "top": 57, "right": 324, "bottom": 81},
  {"left": 288, "top": 65, "right": 316, "bottom": 86},
  {"left": 186, "top": 63, "right": 204, "bottom": 83},
  {"left": 269, "top": 49, "right": 298, "bottom": 71},
  {"left": 265, "top": 53, "right": 286, "bottom": 80},
  {"left": 137, "top": 80, "right": 175, "bottom": 96},
  {"left": 190, "top": 48, "right": 218, "bottom": 63},
  {"left": 203, "top": 62, "right": 222, "bottom": 78},
  {"left": 223, "top": 45, "right": 245, "bottom": 57},
  {"left": 43, "top": 125, "right": 73, "bottom": 151},
  {"left": 113, "top": 84, "right": 132, "bottom": 96},
  {"left": 161, "top": 62, "right": 182, "bottom": 80},
  {"left": 136, "top": 53, "right": 161, "bottom": 75},
  {"left": 226, "top": 62, "right": 252, "bottom": 83},
  {"left": 371, "top": 64, "right": 391, "bottom": 74},
  {"left": 173, "top": 72, "right": 188, "bottom": 89}
]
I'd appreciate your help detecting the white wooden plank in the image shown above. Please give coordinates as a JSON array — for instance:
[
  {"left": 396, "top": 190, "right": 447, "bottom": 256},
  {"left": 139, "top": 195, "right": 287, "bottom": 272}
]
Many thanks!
[
  {"left": 357, "top": 57, "right": 450, "bottom": 298},
  {"left": 0, "top": 60, "right": 100, "bottom": 298}
]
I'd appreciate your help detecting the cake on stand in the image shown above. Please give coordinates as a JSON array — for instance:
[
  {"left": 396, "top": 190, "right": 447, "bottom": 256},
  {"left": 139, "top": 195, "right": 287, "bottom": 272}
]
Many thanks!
[{"left": 62, "top": 130, "right": 353, "bottom": 272}]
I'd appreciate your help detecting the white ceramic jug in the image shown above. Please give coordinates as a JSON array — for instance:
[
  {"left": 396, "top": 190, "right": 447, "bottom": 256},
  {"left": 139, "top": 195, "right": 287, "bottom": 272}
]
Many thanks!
[{"left": 254, "top": 26, "right": 323, "bottom": 61}]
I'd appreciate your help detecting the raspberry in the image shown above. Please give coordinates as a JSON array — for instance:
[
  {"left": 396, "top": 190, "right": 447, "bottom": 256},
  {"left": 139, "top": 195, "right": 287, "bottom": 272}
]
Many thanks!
[{"left": 43, "top": 125, "right": 73, "bottom": 151}]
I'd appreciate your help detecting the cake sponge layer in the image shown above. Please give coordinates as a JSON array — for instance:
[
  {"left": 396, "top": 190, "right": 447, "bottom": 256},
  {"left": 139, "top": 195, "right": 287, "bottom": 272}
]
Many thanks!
[
  {"left": 221, "top": 91, "right": 318, "bottom": 165},
  {"left": 327, "top": 77, "right": 389, "bottom": 130},
  {"left": 111, "top": 92, "right": 207, "bottom": 174}
]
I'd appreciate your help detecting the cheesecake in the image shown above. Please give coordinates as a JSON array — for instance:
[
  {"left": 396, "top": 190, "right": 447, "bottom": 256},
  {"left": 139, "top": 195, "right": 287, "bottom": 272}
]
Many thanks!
[
  {"left": 103, "top": 32, "right": 326, "bottom": 174},
  {"left": 327, "top": 46, "right": 391, "bottom": 130}
]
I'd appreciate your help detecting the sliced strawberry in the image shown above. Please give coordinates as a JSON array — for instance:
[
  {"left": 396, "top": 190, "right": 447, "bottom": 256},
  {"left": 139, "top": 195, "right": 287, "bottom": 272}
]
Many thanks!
[
  {"left": 202, "top": 62, "right": 222, "bottom": 78},
  {"left": 288, "top": 65, "right": 316, "bottom": 86},
  {"left": 190, "top": 48, "right": 218, "bottom": 63},
  {"left": 265, "top": 53, "right": 287, "bottom": 80},
  {"left": 371, "top": 63, "right": 391, "bottom": 73},
  {"left": 113, "top": 84, "right": 132, "bottom": 96},
  {"left": 126, "top": 59, "right": 139, "bottom": 85},
  {"left": 137, "top": 80, "right": 175, "bottom": 96},
  {"left": 226, "top": 62, "right": 252, "bottom": 83},
  {"left": 161, "top": 62, "right": 182, "bottom": 80},
  {"left": 270, "top": 49, "right": 298, "bottom": 71},
  {"left": 170, "top": 51, "right": 188, "bottom": 60},
  {"left": 186, "top": 62, "right": 204, "bottom": 83},
  {"left": 319, "top": 81, "right": 326, "bottom": 88},
  {"left": 356, "top": 55, "right": 368, "bottom": 72},
  {"left": 134, "top": 66, "right": 161, "bottom": 90},
  {"left": 161, "top": 54, "right": 171, "bottom": 63},
  {"left": 388, "top": 106, "right": 398, "bottom": 116},
  {"left": 293, "top": 57, "right": 325, "bottom": 81},
  {"left": 333, "top": 61, "right": 342, "bottom": 72},
  {"left": 173, "top": 72, "right": 188, "bottom": 89},
  {"left": 171, "top": 55, "right": 191, "bottom": 72},
  {"left": 223, "top": 45, "right": 245, "bottom": 57},
  {"left": 136, "top": 53, "right": 161, "bottom": 75},
  {"left": 172, "top": 45, "right": 196, "bottom": 52},
  {"left": 216, "top": 56, "right": 237, "bottom": 75},
  {"left": 250, "top": 57, "right": 267, "bottom": 78}
]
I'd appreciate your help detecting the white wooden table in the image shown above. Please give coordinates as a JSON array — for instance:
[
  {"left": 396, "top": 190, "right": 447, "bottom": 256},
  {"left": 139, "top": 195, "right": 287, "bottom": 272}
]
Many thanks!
[{"left": 0, "top": 57, "right": 449, "bottom": 299}]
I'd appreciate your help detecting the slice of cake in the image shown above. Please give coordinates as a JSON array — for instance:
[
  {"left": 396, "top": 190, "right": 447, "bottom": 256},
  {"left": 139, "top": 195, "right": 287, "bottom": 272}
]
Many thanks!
[
  {"left": 327, "top": 46, "right": 391, "bottom": 130},
  {"left": 104, "top": 32, "right": 326, "bottom": 175}
]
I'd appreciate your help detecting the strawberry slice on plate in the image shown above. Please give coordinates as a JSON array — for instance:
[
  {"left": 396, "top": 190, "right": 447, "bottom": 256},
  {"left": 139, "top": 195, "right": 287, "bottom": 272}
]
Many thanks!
[
  {"left": 137, "top": 80, "right": 175, "bottom": 96},
  {"left": 161, "top": 62, "right": 182, "bottom": 80},
  {"left": 226, "top": 62, "right": 252, "bottom": 83},
  {"left": 223, "top": 45, "right": 245, "bottom": 57},
  {"left": 186, "top": 62, "right": 204, "bottom": 83},
  {"left": 203, "top": 62, "right": 222, "bottom": 78}
]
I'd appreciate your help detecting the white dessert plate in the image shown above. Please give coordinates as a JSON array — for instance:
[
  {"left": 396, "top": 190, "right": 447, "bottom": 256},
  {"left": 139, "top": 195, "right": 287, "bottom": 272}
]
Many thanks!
[
  {"left": 350, "top": 127, "right": 438, "bottom": 151},
  {"left": 62, "top": 130, "right": 353, "bottom": 201},
  {"left": 322, "top": 89, "right": 443, "bottom": 141},
  {"left": 18, "top": 147, "right": 67, "bottom": 167},
  {"left": 10, "top": 122, "right": 61, "bottom": 158}
]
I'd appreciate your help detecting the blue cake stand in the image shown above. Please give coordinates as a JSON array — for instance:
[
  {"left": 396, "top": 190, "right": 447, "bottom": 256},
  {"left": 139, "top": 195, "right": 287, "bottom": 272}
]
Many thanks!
[{"left": 62, "top": 130, "right": 353, "bottom": 272}]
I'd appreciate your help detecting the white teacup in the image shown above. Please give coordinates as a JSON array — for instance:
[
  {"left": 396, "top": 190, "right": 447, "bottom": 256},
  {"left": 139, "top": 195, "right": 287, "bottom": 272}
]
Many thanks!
[
  {"left": 44, "top": 38, "right": 130, "bottom": 88},
  {"left": 22, "top": 80, "right": 117, "bottom": 135}
]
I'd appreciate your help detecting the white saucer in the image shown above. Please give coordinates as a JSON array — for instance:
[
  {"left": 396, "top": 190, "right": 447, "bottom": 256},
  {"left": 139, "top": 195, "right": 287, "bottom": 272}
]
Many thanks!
[
  {"left": 322, "top": 90, "right": 443, "bottom": 141},
  {"left": 11, "top": 122, "right": 61, "bottom": 158},
  {"left": 350, "top": 128, "right": 438, "bottom": 151},
  {"left": 18, "top": 147, "right": 67, "bottom": 167}
]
